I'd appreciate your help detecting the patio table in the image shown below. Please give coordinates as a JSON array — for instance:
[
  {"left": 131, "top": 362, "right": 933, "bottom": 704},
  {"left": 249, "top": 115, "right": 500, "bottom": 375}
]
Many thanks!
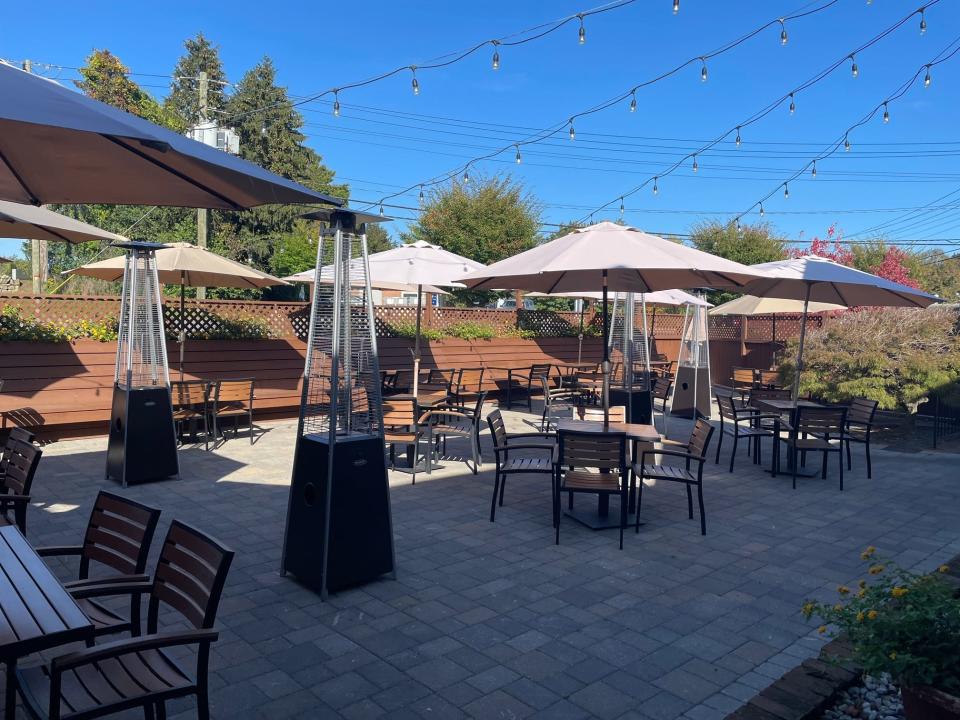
[
  {"left": 751, "top": 398, "right": 826, "bottom": 477},
  {"left": 556, "top": 419, "right": 660, "bottom": 530},
  {"left": 390, "top": 390, "right": 451, "bottom": 473},
  {"left": 0, "top": 525, "right": 94, "bottom": 720}
]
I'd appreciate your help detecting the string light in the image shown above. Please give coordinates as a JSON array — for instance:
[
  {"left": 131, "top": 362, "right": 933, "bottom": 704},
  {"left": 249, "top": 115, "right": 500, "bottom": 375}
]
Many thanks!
[
  {"left": 759, "top": 203, "right": 765, "bottom": 217},
  {"left": 419, "top": 185, "right": 425, "bottom": 205},
  {"left": 692, "top": 155, "right": 698, "bottom": 173},
  {"left": 619, "top": 197, "right": 625, "bottom": 217},
  {"left": 919, "top": 8, "right": 927, "bottom": 34},
  {"left": 924, "top": 64, "right": 932, "bottom": 86},
  {"left": 260, "top": 122, "right": 267, "bottom": 137},
  {"left": 735, "top": 217, "right": 741, "bottom": 231},
  {"left": 629, "top": 91, "right": 637, "bottom": 112},
  {"left": 568, "top": 119, "right": 576, "bottom": 140},
  {"left": 463, "top": 166, "right": 470, "bottom": 183},
  {"left": 673, "top": 0, "right": 679, "bottom": 14},
  {"left": 882, "top": 102, "right": 890, "bottom": 123},
  {"left": 652, "top": 177, "right": 659, "bottom": 195},
  {"left": 515, "top": 144, "right": 521, "bottom": 164},
  {"left": 379, "top": 203, "right": 385, "bottom": 217},
  {"left": 844, "top": 134, "right": 852, "bottom": 151},
  {"left": 783, "top": 183, "right": 789, "bottom": 199},
  {"left": 332, "top": 90, "right": 340, "bottom": 117},
  {"left": 779, "top": 19, "right": 788, "bottom": 46},
  {"left": 491, "top": 42, "right": 500, "bottom": 70},
  {"left": 410, "top": 66, "right": 420, "bottom": 95},
  {"left": 811, "top": 160, "right": 817, "bottom": 178},
  {"left": 735, "top": 127, "right": 742, "bottom": 147},
  {"left": 789, "top": 93, "right": 796, "bottom": 114},
  {"left": 850, "top": 54, "right": 858, "bottom": 78},
  {"left": 578, "top": 14, "right": 586, "bottom": 44},
  {"left": 700, "top": 57, "right": 708, "bottom": 82}
]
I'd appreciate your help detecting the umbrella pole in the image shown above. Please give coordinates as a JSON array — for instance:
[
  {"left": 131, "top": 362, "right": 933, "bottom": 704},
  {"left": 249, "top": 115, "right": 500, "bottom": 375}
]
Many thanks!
[
  {"left": 791, "top": 285, "right": 811, "bottom": 403},
  {"left": 412, "top": 284, "right": 423, "bottom": 399},
  {"left": 577, "top": 300, "right": 585, "bottom": 364},
  {"left": 602, "top": 271, "right": 610, "bottom": 425},
  {"left": 179, "top": 272, "right": 186, "bottom": 382}
]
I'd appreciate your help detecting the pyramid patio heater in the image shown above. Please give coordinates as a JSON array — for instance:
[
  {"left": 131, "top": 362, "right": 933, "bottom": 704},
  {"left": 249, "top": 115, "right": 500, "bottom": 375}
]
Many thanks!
[
  {"left": 671, "top": 294, "right": 712, "bottom": 419},
  {"left": 607, "top": 292, "right": 653, "bottom": 424},
  {"left": 105, "top": 241, "right": 179, "bottom": 486},
  {"left": 281, "top": 209, "right": 396, "bottom": 598}
]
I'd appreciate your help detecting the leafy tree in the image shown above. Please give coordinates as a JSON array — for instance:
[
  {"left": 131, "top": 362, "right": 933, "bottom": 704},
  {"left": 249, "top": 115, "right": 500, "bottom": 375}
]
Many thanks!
[
  {"left": 165, "top": 33, "right": 228, "bottom": 125},
  {"left": 690, "top": 220, "right": 787, "bottom": 303},
  {"left": 796, "top": 227, "right": 919, "bottom": 288},
  {"left": 401, "top": 176, "right": 540, "bottom": 306},
  {"left": 366, "top": 223, "right": 394, "bottom": 253}
]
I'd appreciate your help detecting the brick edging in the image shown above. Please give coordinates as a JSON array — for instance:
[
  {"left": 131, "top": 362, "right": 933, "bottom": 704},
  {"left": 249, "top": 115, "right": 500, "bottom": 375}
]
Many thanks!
[{"left": 723, "top": 553, "right": 960, "bottom": 720}]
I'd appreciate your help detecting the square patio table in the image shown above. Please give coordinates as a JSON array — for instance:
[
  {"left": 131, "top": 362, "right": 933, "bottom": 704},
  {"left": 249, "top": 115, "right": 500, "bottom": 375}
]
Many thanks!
[
  {"left": 0, "top": 526, "right": 94, "bottom": 720},
  {"left": 751, "top": 398, "right": 826, "bottom": 477}
]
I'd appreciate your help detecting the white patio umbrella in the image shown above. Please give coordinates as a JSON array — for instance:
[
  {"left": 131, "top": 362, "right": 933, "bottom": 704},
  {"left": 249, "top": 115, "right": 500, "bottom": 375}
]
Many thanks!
[
  {"left": 459, "top": 221, "right": 768, "bottom": 421},
  {"left": 67, "top": 242, "right": 289, "bottom": 379},
  {"left": 283, "top": 265, "right": 448, "bottom": 295},
  {"left": 741, "top": 256, "right": 939, "bottom": 400},
  {"left": 0, "top": 200, "right": 128, "bottom": 244},
  {"left": 709, "top": 294, "right": 845, "bottom": 345}
]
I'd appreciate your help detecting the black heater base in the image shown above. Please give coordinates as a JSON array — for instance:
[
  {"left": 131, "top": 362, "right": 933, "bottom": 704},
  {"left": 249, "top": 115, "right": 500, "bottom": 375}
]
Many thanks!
[
  {"left": 672, "top": 367, "right": 711, "bottom": 419},
  {"left": 282, "top": 433, "right": 395, "bottom": 596},
  {"left": 609, "top": 388, "right": 653, "bottom": 425},
  {"left": 106, "top": 385, "right": 179, "bottom": 486}
]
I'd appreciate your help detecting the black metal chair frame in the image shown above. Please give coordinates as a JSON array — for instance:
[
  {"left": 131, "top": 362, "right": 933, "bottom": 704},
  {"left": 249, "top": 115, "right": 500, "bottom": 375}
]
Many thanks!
[
  {"left": 0, "top": 435, "right": 42, "bottom": 535},
  {"left": 540, "top": 375, "right": 583, "bottom": 431},
  {"left": 422, "top": 391, "right": 488, "bottom": 475},
  {"left": 211, "top": 377, "right": 256, "bottom": 445},
  {"left": 486, "top": 410, "right": 555, "bottom": 522},
  {"left": 508, "top": 363, "right": 553, "bottom": 411},
  {"left": 776, "top": 405, "right": 849, "bottom": 490},
  {"left": 714, "top": 393, "right": 780, "bottom": 473},
  {"left": 842, "top": 398, "right": 879, "bottom": 479}
]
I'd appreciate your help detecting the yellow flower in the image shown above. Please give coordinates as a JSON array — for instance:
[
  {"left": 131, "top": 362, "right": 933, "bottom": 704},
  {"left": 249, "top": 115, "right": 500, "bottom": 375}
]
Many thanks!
[
  {"left": 869, "top": 565, "right": 885, "bottom": 575},
  {"left": 860, "top": 546, "right": 876, "bottom": 560},
  {"left": 833, "top": 604, "right": 843, "bottom": 612},
  {"left": 856, "top": 611, "right": 865, "bottom": 622},
  {"left": 857, "top": 589, "right": 866, "bottom": 598},
  {"left": 939, "top": 565, "right": 950, "bottom": 574},
  {"left": 891, "top": 587, "right": 909, "bottom": 598},
  {"left": 837, "top": 585, "right": 850, "bottom": 595},
  {"left": 889, "top": 652, "right": 897, "bottom": 660},
  {"left": 818, "top": 625, "right": 827, "bottom": 634},
  {"left": 802, "top": 602, "right": 814, "bottom": 615},
  {"left": 867, "top": 610, "right": 878, "bottom": 620},
  {"left": 858, "top": 579, "right": 867, "bottom": 589}
]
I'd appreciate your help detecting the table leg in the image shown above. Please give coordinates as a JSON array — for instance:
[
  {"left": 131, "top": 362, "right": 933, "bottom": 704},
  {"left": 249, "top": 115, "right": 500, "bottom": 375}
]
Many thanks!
[
  {"left": 597, "top": 494, "right": 610, "bottom": 518},
  {"left": 506, "top": 371, "right": 512, "bottom": 409},
  {"left": 6, "top": 659, "right": 16, "bottom": 720}
]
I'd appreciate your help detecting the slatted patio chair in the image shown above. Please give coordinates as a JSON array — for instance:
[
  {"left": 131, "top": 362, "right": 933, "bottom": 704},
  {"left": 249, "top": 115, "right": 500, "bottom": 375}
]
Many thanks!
[
  {"left": 731, "top": 367, "right": 757, "bottom": 402},
  {"left": 171, "top": 380, "right": 211, "bottom": 450},
  {"left": 634, "top": 419, "right": 714, "bottom": 535},
  {"left": 778, "top": 406, "right": 848, "bottom": 490},
  {"left": 383, "top": 397, "right": 425, "bottom": 485},
  {"left": 554, "top": 430, "right": 629, "bottom": 549},
  {"left": 420, "top": 368, "right": 455, "bottom": 394},
  {"left": 508, "top": 363, "right": 552, "bottom": 411},
  {"left": 486, "top": 409, "right": 555, "bottom": 522},
  {"left": 451, "top": 367, "right": 485, "bottom": 408},
  {"left": 540, "top": 375, "right": 583, "bottom": 431},
  {"left": 714, "top": 393, "right": 779, "bottom": 473},
  {"left": 422, "top": 391, "right": 488, "bottom": 475},
  {"left": 36, "top": 491, "right": 162, "bottom": 641},
  {"left": 16, "top": 520, "right": 234, "bottom": 720},
  {"left": 211, "top": 377, "right": 255, "bottom": 445},
  {"left": 841, "top": 398, "right": 879, "bottom": 478},
  {"left": 652, "top": 376, "right": 673, "bottom": 418},
  {"left": 0, "top": 436, "right": 42, "bottom": 535},
  {"left": 757, "top": 370, "right": 783, "bottom": 389}
]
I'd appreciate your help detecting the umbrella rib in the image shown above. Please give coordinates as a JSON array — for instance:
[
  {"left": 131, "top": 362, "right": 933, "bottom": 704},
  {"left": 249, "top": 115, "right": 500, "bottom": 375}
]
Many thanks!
[
  {"left": 40, "top": 225, "right": 73, "bottom": 243},
  {"left": 104, "top": 136, "right": 245, "bottom": 211},
  {"left": 0, "top": 146, "right": 41, "bottom": 205},
  {"left": 545, "top": 272, "right": 566, "bottom": 295}
]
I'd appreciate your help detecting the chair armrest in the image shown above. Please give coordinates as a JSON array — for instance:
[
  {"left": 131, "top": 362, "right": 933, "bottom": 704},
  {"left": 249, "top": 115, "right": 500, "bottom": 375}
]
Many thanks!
[
  {"left": 67, "top": 579, "right": 153, "bottom": 600},
  {"left": 493, "top": 443, "right": 555, "bottom": 454},
  {"left": 63, "top": 574, "right": 150, "bottom": 590},
  {"left": 34, "top": 545, "right": 84, "bottom": 558},
  {"left": 0, "top": 494, "right": 30, "bottom": 504},
  {"left": 419, "top": 408, "right": 473, "bottom": 424},
  {"left": 736, "top": 413, "right": 782, "bottom": 423},
  {"left": 640, "top": 448, "right": 700, "bottom": 465},
  {"left": 51, "top": 629, "right": 220, "bottom": 672},
  {"left": 506, "top": 431, "right": 555, "bottom": 441}
]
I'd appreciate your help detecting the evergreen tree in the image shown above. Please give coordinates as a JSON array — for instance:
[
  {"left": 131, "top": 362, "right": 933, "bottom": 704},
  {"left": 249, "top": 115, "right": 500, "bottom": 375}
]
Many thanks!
[{"left": 165, "top": 33, "right": 228, "bottom": 125}]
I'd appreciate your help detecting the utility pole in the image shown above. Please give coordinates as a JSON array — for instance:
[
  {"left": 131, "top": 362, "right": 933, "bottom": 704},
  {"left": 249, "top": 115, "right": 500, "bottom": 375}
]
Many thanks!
[
  {"left": 22, "top": 59, "right": 48, "bottom": 296},
  {"left": 196, "top": 71, "right": 209, "bottom": 300}
]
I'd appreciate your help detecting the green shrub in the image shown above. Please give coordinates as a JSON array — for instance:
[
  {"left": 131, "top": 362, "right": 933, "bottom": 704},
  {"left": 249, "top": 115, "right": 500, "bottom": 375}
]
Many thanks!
[
  {"left": 0, "top": 306, "right": 119, "bottom": 342},
  {"left": 386, "top": 321, "right": 444, "bottom": 341},
  {"left": 445, "top": 321, "right": 497, "bottom": 340}
]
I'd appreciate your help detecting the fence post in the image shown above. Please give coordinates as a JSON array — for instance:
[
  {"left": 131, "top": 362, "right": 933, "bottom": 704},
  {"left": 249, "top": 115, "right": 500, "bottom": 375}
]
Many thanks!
[
  {"left": 740, "top": 315, "right": 748, "bottom": 364},
  {"left": 423, "top": 291, "right": 434, "bottom": 330}
]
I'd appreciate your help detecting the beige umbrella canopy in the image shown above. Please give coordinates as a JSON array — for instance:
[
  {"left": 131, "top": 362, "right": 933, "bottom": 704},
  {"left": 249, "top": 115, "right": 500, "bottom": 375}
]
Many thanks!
[
  {"left": 283, "top": 266, "right": 448, "bottom": 295},
  {"left": 0, "top": 200, "right": 128, "bottom": 244},
  {"left": 68, "top": 242, "right": 289, "bottom": 378},
  {"left": 709, "top": 295, "right": 844, "bottom": 316}
]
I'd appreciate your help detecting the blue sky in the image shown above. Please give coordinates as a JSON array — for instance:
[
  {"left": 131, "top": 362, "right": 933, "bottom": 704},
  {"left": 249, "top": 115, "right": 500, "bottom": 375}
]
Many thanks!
[{"left": 2, "top": 0, "right": 959, "bottom": 258}]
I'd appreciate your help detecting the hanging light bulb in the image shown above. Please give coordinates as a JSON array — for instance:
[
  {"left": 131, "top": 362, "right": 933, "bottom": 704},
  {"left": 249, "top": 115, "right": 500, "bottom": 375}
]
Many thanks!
[
  {"left": 700, "top": 57, "right": 708, "bottom": 82},
  {"left": 463, "top": 166, "right": 470, "bottom": 183},
  {"left": 568, "top": 119, "right": 576, "bottom": 141},
  {"left": 379, "top": 203, "right": 385, "bottom": 217},
  {"left": 491, "top": 42, "right": 500, "bottom": 70},
  {"left": 692, "top": 155, "right": 698, "bottom": 173},
  {"left": 652, "top": 177, "right": 659, "bottom": 195},
  {"left": 418, "top": 186, "right": 425, "bottom": 205},
  {"left": 735, "top": 127, "right": 742, "bottom": 147},
  {"left": 789, "top": 93, "right": 796, "bottom": 115},
  {"left": 260, "top": 122, "right": 267, "bottom": 137},
  {"left": 759, "top": 203, "right": 765, "bottom": 218},
  {"left": 883, "top": 102, "right": 890, "bottom": 124},
  {"left": 410, "top": 66, "right": 420, "bottom": 95},
  {"left": 850, "top": 54, "right": 858, "bottom": 78},
  {"left": 844, "top": 134, "right": 852, "bottom": 152},
  {"left": 629, "top": 91, "right": 637, "bottom": 113},
  {"left": 332, "top": 90, "right": 340, "bottom": 117},
  {"left": 811, "top": 160, "right": 817, "bottom": 177},
  {"left": 515, "top": 144, "right": 522, "bottom": 164},
  {"left": 735, "top": 217, "right": 741, "bottom": 231},
  {"left": 779, "top": 19, "right": 788, "bottom": 45},
  {"left": 673, "top": 0, "right": 679, "bottom": 14},
  {"left": 578, "top": 14, "right": 586, "bottom": 44},
  {"left": 783, "top": 183, "right": 790, "bottom": 199},
  {"left": 619, "top": 197, "right": 625, "bottom": 217},
  {"left": 924, "top": 64, "right": 932, "bottom": 87},
  {"left": 919, "top": 8, "right": 927, "bottom": 34}
]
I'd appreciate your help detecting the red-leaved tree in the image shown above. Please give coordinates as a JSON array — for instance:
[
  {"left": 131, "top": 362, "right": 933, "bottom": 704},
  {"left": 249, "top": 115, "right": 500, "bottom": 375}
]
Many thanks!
[{"left": 792, "top": 224, "right": 918, "bottom": 287}]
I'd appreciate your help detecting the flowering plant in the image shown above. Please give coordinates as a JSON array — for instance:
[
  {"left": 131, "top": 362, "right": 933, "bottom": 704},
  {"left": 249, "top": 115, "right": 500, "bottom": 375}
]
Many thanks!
[{"left": 802, "top": 549, "right": 960, "bottom": 694}]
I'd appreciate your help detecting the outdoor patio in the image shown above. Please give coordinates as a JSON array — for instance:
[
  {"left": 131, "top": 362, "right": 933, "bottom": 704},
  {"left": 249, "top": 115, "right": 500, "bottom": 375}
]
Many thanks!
[{"left": 12, "top": 406, "right": 960, "bottom": 720}]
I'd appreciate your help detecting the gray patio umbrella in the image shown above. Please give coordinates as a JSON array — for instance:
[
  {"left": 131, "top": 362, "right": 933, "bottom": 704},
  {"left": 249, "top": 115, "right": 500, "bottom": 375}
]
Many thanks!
[
  {"left": 0, "top": 200, "right": 128, "bottom": 243},
  {"left": 0, "top": 61, "right": 342, "bottom": 209},
  {"left": 742, "top": 256, "right": 939, "bottom": 401}
]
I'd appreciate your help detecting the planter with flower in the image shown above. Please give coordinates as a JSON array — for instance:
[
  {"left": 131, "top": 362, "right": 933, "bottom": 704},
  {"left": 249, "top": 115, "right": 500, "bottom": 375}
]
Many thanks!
[{"left": 802, "top": 548, "right": 960, "bottom": 720}]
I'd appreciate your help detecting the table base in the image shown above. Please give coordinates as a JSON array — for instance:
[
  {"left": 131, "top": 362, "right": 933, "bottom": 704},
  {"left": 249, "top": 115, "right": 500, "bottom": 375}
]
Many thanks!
[{"left": 563, "top": 497, "right": 642, "bottom": 531}]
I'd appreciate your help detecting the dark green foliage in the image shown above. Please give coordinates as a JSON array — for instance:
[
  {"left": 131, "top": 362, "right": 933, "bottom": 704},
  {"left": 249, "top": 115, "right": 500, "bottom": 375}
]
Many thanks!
[
  {"left": 689, "top": 221, "right": 788, "bottom": 305},
  {"left": 165, "top": 33, "right": 228, "bottom": 124}
]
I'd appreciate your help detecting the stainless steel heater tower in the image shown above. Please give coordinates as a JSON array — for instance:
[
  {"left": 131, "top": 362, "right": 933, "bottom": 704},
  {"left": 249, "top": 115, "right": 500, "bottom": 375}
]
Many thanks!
[
  {"left": 105, "top": 241, "right": 179, "bottom": 486},
  {"left": 607, "top": 292, "right": 653, "bottom": 424},
  {"left": 671, "top": 295, "right": 712, "bottom": 420},
  {"left": 281, "top": 209, "right": 396, "bottom": 598}
]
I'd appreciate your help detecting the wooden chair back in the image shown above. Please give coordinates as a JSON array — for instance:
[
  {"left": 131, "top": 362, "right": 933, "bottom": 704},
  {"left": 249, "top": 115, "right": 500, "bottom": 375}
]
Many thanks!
[
  {"left": 424, "top": 368, "right": 455, "bottom": 388},
  {"left": 732, "top": 367, "right": 756, "bottom": 388},
  {"left": 172, "top": 381, "right": 208, "bottom": 407},
  {"left": 1, "top": 438, "right": 41, "bottom": 496},
  {"left": 1, "top": 429, "right": 33, "bottom": 476},
  {"left": 749, "top": 388, "right": 792, "bottom": 405},
  {"left": 794, "top": 406, "right": 847, "bottom": 437},
  {"left": 687, "top": 419, "right": 715, "bottom": 459},
  {"left": 79, "top": 491, "right": 162, "bottom": 580},
  {"left": 652, "top": 377, "right": 672, "bottom": 401},
  {"left": 382, "top": 398, "right": 417, "bottom": 429},
  {"left": 558, "top": 430, "right": 626, "bottom": 471},
  {"left": 847, "top": 397, "right": 878, "bottom": 426},
  {"left": 486, "top": 409, "right": 508, "bottom": 449},
  {"left": 215, "top": 378, "right": 254, "bottom": 406},
  {"left": 7, "top": 427, "right": 34, "bottom": 444},
  {"left": 574, "top": 406, "right": 626, "bottom": 423},
  {"left": 757, "top": 370, "right": 782, "bottom": 387},
  {"left": 715, "top": 393, "right": 738, "bottom": 422},
  {"left": 148, "top": 520, "right": 234, "bottom": 632},
  {"left": 455, "top": 368, "right": 485, "bottom": 393}
]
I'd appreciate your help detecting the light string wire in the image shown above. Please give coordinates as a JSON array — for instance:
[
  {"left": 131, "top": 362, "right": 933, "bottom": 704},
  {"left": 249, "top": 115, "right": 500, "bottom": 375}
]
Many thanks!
[
  {"left": 361, "top": 0, "right": 844, "bottom": 213},
  {"left": 577, "top": 1, "right": 940, "bottom": 223}
]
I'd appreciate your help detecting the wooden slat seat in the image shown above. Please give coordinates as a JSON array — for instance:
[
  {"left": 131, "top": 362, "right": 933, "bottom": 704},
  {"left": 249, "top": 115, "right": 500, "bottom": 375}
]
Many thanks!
[
  {"left": 502, "top": 456, "right": 553, "bottom": 473},
  {"left": 633, "top": 463, "right": 696, "bottom": 483},
  {"left": 561, "top": 470, "right": 622, "bottom": 492}
]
